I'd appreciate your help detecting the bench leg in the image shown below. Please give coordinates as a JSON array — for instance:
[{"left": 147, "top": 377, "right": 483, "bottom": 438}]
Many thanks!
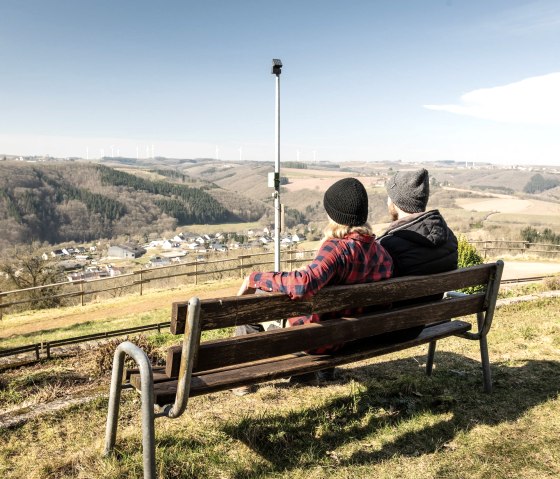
[
  {"left": 478, "top": 313, "right": 492, "bottom": 393},
  {"left": 104, "top": 341, "right": 156, "bottom": 479},
  {"left": 426, "top": 340, "right": 437, "bottom": 376}
]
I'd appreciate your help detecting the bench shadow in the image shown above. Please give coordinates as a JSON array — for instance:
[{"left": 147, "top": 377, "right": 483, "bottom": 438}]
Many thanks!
[{"left": 221, "top": 353, "right": 560, "bottom": 475}]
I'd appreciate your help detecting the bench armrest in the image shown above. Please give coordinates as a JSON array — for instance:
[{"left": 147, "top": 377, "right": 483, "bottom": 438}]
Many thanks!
[
  {"left": 164, "top": 297, "right": 202, "bottom": 419},
  {"left": 456, "top": 260, "right": 504, "bottom": 340}
]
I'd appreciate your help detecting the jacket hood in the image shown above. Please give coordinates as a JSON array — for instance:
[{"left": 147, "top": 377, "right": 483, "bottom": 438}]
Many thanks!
[{"left": 382, "top": 210, "right": 451, "bottom": 248}]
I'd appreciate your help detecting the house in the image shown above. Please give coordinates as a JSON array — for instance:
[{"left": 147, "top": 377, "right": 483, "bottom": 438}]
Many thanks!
[
  {"left": 162, "top": 240, "right": 174, "bottom": 249},
  {"left": 259, "top": 236, "right": 272, "bottom": 244},
  {"left": 51, "top": 249, "right": 64, "bottom": 258},
  {"left": 172, "top": 234, "right": 185, "bottom": 243},
  {"left": 209, "top": 243, "right": 227, "bottom": 252},
  {"left": 146, "top": 256, "right": 171, "bottom": 268},
  {"left": 107, "top": 243, "right": 147, "bottom": 259}
]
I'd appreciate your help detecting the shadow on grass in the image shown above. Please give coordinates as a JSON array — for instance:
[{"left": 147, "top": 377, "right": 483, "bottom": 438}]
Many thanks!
[{"left": 221, "top": 353, "right": 560, "bottom": 475}]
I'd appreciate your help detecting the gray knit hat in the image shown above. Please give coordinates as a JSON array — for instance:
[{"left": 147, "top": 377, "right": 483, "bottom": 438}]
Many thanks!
[
  {"left": 386, "top": 168, "right": 429, "bottom": 213},
  {"left": 323, "top": 178, "right": 368, "bottom": 226}
]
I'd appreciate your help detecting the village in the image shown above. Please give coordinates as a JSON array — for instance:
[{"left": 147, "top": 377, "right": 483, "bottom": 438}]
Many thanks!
[{"left": 51, "top": 228, "right": 307, "bottom": 282}]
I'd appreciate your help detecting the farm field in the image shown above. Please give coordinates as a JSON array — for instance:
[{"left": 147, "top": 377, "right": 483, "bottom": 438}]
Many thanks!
[
  {"left": 486, "top": 213, "right": 560, "bottom": 227},
  {"left": 455, "top": 197, "right": 560, "bottom": 216}
]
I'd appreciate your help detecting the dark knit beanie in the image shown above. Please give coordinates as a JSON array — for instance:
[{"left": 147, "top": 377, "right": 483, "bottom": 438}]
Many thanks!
[
  {"left": 323, "top": 178, "right": 369, "bottom": 226},
  {"left": 386, "top": 168, "right": 430, "bottom": 213}
]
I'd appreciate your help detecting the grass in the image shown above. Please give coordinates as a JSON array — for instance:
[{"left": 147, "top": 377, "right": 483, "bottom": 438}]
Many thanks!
[
  {"left": 485, "top": 213, "right": 560, "bottom": 226},
  {"left": 1, "top": 297, "right": 560, "bottom": 478},
  {"left": 0, "top": 308, "right": 169, "bottom": 350},
  {"left": 0, "top": 278, "right": 241, "bottom": 350}
]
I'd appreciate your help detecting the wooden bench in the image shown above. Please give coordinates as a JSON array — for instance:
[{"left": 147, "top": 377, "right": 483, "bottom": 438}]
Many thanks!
[{"left": 104, "top": 261, "right": 503, "bottom": 479}]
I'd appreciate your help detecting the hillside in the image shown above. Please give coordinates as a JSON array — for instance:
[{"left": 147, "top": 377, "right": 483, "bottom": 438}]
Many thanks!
[
  {"left": 0, "top": 161, "right": 268, "bottom": 249},
  {"left": 2, "top": 157, "right": 560, "bottom": 253}
]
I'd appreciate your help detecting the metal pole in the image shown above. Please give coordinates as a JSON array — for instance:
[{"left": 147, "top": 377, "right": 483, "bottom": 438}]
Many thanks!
[
  {"left": 104, "top": 341, "right": 156, "bottom": 479},
  {"left": 272, "top": 59, "right": 282, "bottom": 272}
]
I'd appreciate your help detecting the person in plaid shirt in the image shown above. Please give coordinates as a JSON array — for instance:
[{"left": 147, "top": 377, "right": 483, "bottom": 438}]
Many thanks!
[{"left": 234, "top": 178, "right": 393, "bottom": 391}]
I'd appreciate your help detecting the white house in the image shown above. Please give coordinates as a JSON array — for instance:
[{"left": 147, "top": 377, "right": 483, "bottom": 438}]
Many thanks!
[{"left": 162, "top": 240, "right": 174, "bottom": 249}]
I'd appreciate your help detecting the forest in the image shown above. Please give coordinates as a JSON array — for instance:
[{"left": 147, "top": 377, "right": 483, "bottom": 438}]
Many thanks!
[{"left": 0, "top": 161, "right": 272, "bottom": 250}]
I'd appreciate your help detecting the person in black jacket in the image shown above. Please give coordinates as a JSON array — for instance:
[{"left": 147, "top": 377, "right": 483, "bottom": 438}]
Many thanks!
[
  {"left": 379, "top": 168, "right": 458, "bottom": 277},
  {"left": 374, "top": 168, "right": 458, "bottom": 343}
]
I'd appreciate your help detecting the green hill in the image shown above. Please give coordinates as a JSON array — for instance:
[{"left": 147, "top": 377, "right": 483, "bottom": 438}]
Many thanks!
[{"left": 0, "top": 161, "right": 266, "bottom": 249}]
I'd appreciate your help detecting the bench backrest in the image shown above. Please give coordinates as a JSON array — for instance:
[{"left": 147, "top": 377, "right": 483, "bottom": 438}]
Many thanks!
[{"left": 166, "top": 262, "right": 502, "bottom": 377}]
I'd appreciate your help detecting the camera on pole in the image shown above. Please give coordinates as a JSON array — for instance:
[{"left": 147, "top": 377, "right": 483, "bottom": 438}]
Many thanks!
[{"left": 271, "top": 59, "right": 282, "bottom": 76}]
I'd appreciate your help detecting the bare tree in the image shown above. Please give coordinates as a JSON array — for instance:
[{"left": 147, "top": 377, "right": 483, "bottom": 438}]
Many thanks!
[{"left": 0, "top": 247, "right": 67, "bottom": 309}]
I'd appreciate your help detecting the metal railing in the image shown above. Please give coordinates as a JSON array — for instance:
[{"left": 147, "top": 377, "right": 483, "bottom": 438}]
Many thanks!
[{"left": 0, "top": 322, "right": 170, "bottom": 362}]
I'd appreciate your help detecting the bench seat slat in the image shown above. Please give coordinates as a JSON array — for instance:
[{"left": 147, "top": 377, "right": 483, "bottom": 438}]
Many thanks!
[
  {"left": 124, "top": 366, "right": 165, "bottom": 382},
  {"left": 171, "top": 264, "right": 494, "bottom": 334},
  {"left": 165, "top": 294, "right": 484, "bottom": 377},
  {"left": 152, "top": 319, "right": 472, "bottom": 406}
]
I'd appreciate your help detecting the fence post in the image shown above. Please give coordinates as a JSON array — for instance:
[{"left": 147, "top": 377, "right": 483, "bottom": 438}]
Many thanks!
[
  {"left": 194, "top": 262, "right": 198, "bottom": 285},
  {"left": 240, "top": 256, "right": 244, "bottom": 278},
  {"left": 139, "top": 270, "right": 143, "bottom": 296},
  {"left": 80, "top": 281, "right": 85, "bottom": 307},
  {"left": 0, "top": 291, "right": 3, "bottom": 321},
  {"left": 289, "top": 250, "right": 293, "bottom": 272}
]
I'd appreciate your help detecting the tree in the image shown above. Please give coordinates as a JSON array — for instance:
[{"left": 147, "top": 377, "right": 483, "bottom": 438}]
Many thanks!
[
  {"left": 457, "top": 236, "right": 484, "bottom": 294},
  {"left": 0, "top": 248, "right": 67, "bottom": 309}
]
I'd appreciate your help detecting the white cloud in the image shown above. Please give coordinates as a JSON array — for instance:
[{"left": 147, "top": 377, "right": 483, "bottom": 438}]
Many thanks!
[{"left": 424, "top": 72, "right": 560, "bottom": 125}]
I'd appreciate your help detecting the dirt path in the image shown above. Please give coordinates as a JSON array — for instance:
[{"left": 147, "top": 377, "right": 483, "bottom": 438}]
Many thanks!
[{"left": 1, "top": 281, "right": 240, "bottom": 339}]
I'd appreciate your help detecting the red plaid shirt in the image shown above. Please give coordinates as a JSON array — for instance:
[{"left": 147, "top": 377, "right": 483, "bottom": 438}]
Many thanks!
[{"left": 249, "top": 233, "right": 393, "bottom": 353}]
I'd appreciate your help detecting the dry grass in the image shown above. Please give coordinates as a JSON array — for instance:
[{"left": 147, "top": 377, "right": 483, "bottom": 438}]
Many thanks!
[{"left": 1, "top": 297, "right": 559, "bottom": 478}]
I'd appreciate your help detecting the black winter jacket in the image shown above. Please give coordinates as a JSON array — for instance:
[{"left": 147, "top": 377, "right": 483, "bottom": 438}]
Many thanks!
[{"left": 378, "top": 210, "right": 458, "bottom": 277}]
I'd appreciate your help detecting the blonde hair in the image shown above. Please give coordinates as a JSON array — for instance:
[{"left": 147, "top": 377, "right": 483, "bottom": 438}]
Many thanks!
[{"left": 323, "top": 219, "right": 373, "bottom": 240}]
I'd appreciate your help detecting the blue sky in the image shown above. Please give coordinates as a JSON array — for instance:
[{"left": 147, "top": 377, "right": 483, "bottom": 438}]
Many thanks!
[{"left": 1, "top": 0, "right": 559, "bottom": 165}]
